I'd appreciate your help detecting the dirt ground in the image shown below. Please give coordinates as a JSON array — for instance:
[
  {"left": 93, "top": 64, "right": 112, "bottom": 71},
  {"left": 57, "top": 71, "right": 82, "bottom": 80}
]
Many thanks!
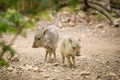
[{"left": 0, "top": 12, "right": 120, "bottom": 80}]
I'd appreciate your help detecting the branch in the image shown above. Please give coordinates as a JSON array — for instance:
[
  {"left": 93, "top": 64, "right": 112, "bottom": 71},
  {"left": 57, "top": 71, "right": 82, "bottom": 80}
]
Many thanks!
[
  {"left": 88, "top": 3, "right": 114, "bottom": 25},
  {"left": 9, "top": 25, "right": 24, "bottom": 46},
  {"left": 80, "top": 0, "right": 115, "bottom": 25},
  {"left": 83, "top": 0, "right": 89, "bottom": 11}
]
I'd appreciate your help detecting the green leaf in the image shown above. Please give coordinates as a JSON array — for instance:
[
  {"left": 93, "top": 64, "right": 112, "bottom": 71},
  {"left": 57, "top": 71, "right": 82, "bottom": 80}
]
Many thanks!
[
  {"left": 3, "top": 45, "right": 15, "bottom": 58},
  {"left": 0, "top": 58, "right": 9, "bottom": 67},
  {"left": 38, "top": 10, "right": 52, "bottom": 22}
]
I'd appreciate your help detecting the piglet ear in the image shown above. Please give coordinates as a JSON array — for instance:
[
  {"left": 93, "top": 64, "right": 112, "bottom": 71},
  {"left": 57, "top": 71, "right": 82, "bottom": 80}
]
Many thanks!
[
  {"left": 68, "top": 38, "right": 72, "bottom": 43},
  {"left": 43, "top": 29, "right": 48, "bottom": 35}
]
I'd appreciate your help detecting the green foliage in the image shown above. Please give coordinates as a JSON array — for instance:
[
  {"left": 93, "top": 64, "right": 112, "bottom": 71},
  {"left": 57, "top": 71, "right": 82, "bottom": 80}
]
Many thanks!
[
  {"left": 52, "top": 0, "right": 80, "bottom": 11},
  {"left": 0, "top": 0, "right": 18, "bottom": 12},
  {"left": 0, "top": 41, "right": 15, "bottom": 67},
  {"left": 0, "top": 9, "right": 35, "bottom": 67},
  {"left": 110, "top": 11, "right": 116, "bottom": 17},
  {"left": 68, "top": 0, "right": 80, "bottom": 11},
  {"left": 40, "top": 0, "right": 52, "bottom": 10},
  {"left": 38, "top": 10, "right": 52, "bottom": 22},
  {"left": 0, "top": 9, "right": 35, "bottom": 35},
  {"left": 96, "top": 13, "right": 106, "bottom": 21},
  {"left": 0, "top": 58, "right": 9, "bottom": 67}
]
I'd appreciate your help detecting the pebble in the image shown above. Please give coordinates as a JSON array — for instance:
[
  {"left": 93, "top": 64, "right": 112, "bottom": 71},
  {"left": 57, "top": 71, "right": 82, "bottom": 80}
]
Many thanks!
[
  {"left": 33, "top": 67, "right": 39, "bottom": 72},
  {"left": 11, "top": 55, "right": 19, "bottom": 61},
  {"left": 107, "top": 72, "right": 116, "bottom": 77},
  {"left": 52, "top": 63, "right": 59, "bottom": 66},
  {"left": 7, "top": 67, "right": 14, "bottom": 72},
  {"left": 68, "top": 21, "right": 76, "bottom": 27},
  {"left": 95, "top": 23, "right": 104, "bottom": 28},
  {"left": 80, "top": 71, "right": 90, "bottom": 76},
  {"left": 33, "top": 67, "right": 43, "bottom": 72},
  {"left": 44, "top": 74, "right": 50, "bottom": 78},
  {"left": 62, "top": 11, "right": 69, "bottom": 15}
]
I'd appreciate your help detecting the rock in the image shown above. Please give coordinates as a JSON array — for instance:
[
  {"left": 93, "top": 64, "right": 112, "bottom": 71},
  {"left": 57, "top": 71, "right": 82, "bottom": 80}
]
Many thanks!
[
  {"left": 12, "top": 44, "right": 17, "bottom": 48},
  {"left": 52, "top": 63, "right": 59, "bottom": 66},
  {"left": 113, "top": 21, "right": 120, "bottom": 27},
  {"left": 88, "top": 21, "right": 94, "bottom": 26},
  {"left": 105, "top": 72, "right": 119, "bottom": 80},
  {"left": 11, "top": 55, "right": 19, "bottom": 61},
  {"left": 95, "top": 23, "right": 104, "bottom": 28},
  {"left": 68, "top": 21, "right": 76, "bottom": 27},
  {"left": 44, "top": 74, "right": 50, "bottom": 78},
  {"left": 33, "top": 67, "right": 43, "bottom": 72},
  {"left": 80, "top": 71, "right": 90, "bottom": 76},
  {"left": 33, "top": 67, "right": 39, "bottom": 72},
  {"left": 107, "top": 72, "right": 116, "bottom": 77},
  {"left": 62, "top": 11, "right": 69, "bottom": 15},
  {"left": 115, "top": 18, "right": 120, "bottom": 22},
  {"left": 81, "top": 34, "right": 85, "bottom": 37},
  {"left": 7, "top": 67, "right": 14, "bottom": 72},
  {"left": 58, "top": 22, "right": 63, "bottom": 28},
  {"left": 61, "top": 17, "right": 70, "bottom": 23}
]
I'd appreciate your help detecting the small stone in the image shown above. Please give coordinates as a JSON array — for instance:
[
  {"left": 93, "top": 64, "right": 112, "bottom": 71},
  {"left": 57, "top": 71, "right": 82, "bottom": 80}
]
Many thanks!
[
  {"left": 7, "top": 67, "right": 14, "bottom": 72},
  {"left": 33, "top": 67, "right": 39, "bottom": 72},
  {"left": 114, "top": 21, "right": 120, "bottom": 27},
  {"left": 58, "top": 22, "right": 62, "bottom": 28},
  {"left": 95, "top": 23, "right": 104, "bottom": 28},
  {"left": 88, "top": 21, "right": 94, "bottom": 26},
  {"left": 12, "top": 44, "right": 17, "bottom": 48},
  {"left": 44, "top": 74, "right": 50, "bottom": 78},
  {"left": 33, "top": 67, "right": 43, "bottom": 72},
  {"left": 61, "top": 17, "right": 70, "bottom": 23},
  {"left": 80, "top": 71, "right": 90, "bottom": 76},
  {"left": 107, "top": 72, "right": 116, "bottom": 77},
  {"left": 11, "top": 55, "right": 19, "bottom": 61},
  {"left": 68, "top": 21, "right": 76, "bottom": 27},
  {"left": 105, "top": 72, "right": 118, "bottom": 80},
  {"left": 53, "top": 63, "right": 59, "bottom": 66},
  {"left": 62, "top": 11, "right": 69, "bottom": 15},
  {"left": 81, "top": 34, "right": 85, "bottom": 37}
]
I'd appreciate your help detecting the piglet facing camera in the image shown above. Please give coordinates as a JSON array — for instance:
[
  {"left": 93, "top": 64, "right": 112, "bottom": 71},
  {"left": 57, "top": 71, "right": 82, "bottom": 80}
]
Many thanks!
[{"left": 60, "top": 35, "right": 81, "bottom": 68}]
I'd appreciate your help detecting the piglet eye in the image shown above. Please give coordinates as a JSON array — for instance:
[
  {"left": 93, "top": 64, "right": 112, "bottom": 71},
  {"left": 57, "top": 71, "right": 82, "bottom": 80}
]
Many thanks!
[{"left": 37, "top": 38, "right": 41, "bottom": 40}]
